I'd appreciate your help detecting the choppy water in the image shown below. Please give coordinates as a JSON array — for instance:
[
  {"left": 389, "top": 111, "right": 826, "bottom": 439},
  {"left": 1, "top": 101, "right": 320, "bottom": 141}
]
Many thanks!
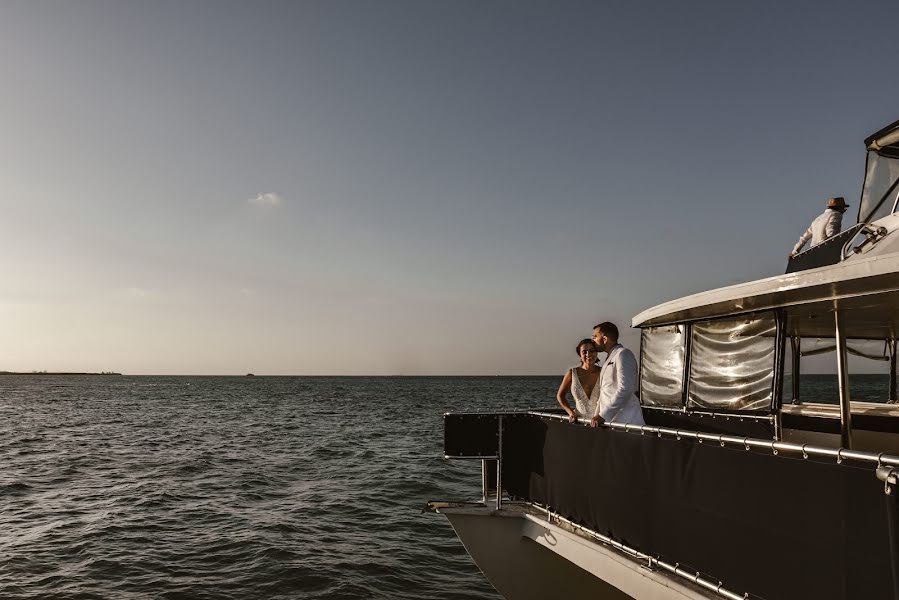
[
  {"left": 2, "top": 373, "right": 892, "bottom": 599},
  {"left": 0, "top": 375, "right": 559, "bottom": 599}
]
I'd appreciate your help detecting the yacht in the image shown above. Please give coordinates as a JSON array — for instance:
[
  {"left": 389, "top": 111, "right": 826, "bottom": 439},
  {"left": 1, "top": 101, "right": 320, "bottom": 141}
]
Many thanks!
[{"left": 427, "top": 119, "right": 899, "bottom": 600}]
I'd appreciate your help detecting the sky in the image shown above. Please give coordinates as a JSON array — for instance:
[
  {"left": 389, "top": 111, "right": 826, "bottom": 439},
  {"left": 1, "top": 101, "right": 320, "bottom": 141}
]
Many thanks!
[{"left": 0, "top": 0, "right": 897, "bottom": 375}]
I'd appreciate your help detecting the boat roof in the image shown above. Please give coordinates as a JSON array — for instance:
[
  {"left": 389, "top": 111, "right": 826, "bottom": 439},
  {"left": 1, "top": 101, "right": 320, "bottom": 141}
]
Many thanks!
[
  {"left": 866, "top": 118, "right": 899, "bottom": 159},
  {"left": 632, "top": 252, "right": 899, "bottom": 328}
]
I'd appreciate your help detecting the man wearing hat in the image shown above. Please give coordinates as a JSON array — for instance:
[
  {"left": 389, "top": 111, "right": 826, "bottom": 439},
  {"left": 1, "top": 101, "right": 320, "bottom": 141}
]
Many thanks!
[{"left": 790, "top": 196, "right": 850, "bottom": 257}]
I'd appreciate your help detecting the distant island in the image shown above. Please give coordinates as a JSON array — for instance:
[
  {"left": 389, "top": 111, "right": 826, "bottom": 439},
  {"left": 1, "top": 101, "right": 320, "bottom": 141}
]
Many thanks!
[{"left": 0, "top": 371, "right": 123, "bottom": 376}]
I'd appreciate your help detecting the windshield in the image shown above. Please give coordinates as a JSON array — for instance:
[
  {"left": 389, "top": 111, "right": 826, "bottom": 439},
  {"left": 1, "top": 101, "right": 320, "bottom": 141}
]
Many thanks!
[{"left": 858, "top": 151, "right": 899, "bottom": 223}]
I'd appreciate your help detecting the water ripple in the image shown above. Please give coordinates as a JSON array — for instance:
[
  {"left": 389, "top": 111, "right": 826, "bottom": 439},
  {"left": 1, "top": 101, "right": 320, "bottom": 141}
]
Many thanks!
[{"left": 0, "top": 374, "right": 558, "bottom": 599}]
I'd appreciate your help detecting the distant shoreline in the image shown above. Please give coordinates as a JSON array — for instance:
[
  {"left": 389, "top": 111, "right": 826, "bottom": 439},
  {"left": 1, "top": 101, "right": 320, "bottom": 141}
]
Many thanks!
[{"left": 0, "top": 371, "right": 122, "bottom": 376}]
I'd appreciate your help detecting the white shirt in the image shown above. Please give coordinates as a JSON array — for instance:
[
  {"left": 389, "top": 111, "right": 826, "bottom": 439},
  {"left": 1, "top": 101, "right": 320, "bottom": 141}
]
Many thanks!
[
  {"left": 594, "top": 345, "right": 645, "bottom": 425},
  {"left": 792, "top": 208, "right": 843, "bottom": 255}
]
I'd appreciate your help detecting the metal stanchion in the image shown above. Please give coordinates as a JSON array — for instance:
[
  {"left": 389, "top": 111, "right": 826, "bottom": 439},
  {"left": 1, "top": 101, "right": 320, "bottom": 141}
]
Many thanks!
[{"left": 835, "top": 310, "right": 853, "bottom": 449}]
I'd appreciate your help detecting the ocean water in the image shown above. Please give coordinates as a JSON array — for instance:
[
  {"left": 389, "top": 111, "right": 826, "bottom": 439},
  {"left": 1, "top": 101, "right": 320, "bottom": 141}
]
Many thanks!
[
  {"left": 786, "top": 373, "right": 892, "bottom": 404},
  {"left": 1, "top": 374, "right": 892, "bottom": 599},
  {"left": 0, "top": 375, "right": 559, "bottom": 600}
]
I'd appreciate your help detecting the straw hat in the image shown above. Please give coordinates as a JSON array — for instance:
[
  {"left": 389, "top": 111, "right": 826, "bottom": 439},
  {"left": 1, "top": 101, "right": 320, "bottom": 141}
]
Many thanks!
[{"left": 827, "top": 197, "right": 849, "bottom": 210}]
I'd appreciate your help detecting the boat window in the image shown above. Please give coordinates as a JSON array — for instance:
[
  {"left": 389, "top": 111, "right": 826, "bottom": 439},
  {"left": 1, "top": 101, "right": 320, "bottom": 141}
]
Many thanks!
[
  {"left": 848, "top": 342, "right": 894, "bottom": 403},
  {"left": 786, "top": 337, "right": 895, "bottom": 405},
  {"left": 688, "top": 313, "right": 776, "bottom": 412},
  {"left": 859, "top": 151, "right": 899, "bottom": 223},
  {"left": 639, "top": 325, "right": 685, "bottom": 407}
]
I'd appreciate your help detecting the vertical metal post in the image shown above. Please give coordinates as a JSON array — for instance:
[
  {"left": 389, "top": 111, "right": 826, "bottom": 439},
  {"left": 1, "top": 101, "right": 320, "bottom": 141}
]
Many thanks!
[
  {"left": 495, "top": 415, "right": 503, "bottom": 510},
  {"left": 681, "top": 323, "right": 692, "bottom": 412},
  {"left": 890, "top": 339, "right": 897, "bottom": 404},
  {"left": 834, "top": 311, "right": 853, "bottom": 449},
  {"left": 791, "top": 336, "right": 801, "bottom": 405},
  {"left": 770, "top": 312, "right": 786, "bottom": 440},
  {"left": 773, "top": 311, "right": 786, "bottom": 412},
  {"left": 637, "top": 330, "right": 644, "bottom": 399},
  {"left": 481, "top": 459, "right": 489, "bottom": 504}
]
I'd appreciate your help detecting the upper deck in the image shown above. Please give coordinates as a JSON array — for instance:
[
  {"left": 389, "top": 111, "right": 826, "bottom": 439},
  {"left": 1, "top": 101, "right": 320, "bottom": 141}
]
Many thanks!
[
  {"left": 636, "top": 117, "right": 899, "bottom": 329},
  {"left": 629, "top": 120, "right": 899, "bottom": 454},
  {"left": 633, "top": 235, "right": 899, "bottom": 329}
]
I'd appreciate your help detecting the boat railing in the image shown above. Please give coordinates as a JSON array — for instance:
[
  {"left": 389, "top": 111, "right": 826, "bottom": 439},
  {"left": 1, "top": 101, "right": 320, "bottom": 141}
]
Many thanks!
[
  {"left": 442, "top": 409, "right": 899, "bottom": 600},
  {"left": 446, "top": 409, "right": 899, "bottom": 466},
  {"left": 444, "top": 408, "right": 899, "bottom": 513},
  {"left": 444, "top": 409, "right": 899, "bottom": 524},
  {"left": 526, "top": 409, "right": 899, "bottom": 468},
  {"left": 528, "top": 505, "right": 749, "bottom": 600},
  {"left": 426, "top": 495, "right": 751, "bottom": 600},
  {"left": 840, "top": 222, "right": 889, "bottom": 260}
]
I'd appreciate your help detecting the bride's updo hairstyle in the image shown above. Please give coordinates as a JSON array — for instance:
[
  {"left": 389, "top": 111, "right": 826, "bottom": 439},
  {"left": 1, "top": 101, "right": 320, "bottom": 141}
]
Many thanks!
[{"left": 576, "top": 339, "right": 598, "bottom": 354}]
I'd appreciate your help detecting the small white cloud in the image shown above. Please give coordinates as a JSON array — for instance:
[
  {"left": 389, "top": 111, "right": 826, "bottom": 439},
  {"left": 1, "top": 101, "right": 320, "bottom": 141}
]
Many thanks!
[
  {"left": 239, "top": 288, "right": 256, "bottom": 296},
  {"left": 248, "top": 192, "right": 282, "bottom": 207},
  {"left": 119, "top": 287, "right": 161, "bottom": 302}
]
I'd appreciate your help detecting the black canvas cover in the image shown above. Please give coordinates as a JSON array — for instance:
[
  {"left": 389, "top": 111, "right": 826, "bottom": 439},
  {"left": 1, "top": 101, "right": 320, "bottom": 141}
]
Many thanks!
[
  {"left": 500, "top": 414, "right": 899, "bottom": 600},
  {"left": 785, "top": 223, "right": 866, "bottom": 274},
  {"left": 444, "top": 413, "right": 498, "bottom": 457}
]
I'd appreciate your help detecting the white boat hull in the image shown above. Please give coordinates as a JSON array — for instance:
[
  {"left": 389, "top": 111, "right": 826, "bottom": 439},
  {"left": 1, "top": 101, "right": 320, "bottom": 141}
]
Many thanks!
[{"left": 439, "top": 504, "right": 715, "bottom": 600}]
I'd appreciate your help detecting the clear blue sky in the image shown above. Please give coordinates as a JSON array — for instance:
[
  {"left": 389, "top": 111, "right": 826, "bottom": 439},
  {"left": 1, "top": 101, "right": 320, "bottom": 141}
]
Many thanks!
[{"left": 0, "top": 1, "right": 896, "bottom": 374}]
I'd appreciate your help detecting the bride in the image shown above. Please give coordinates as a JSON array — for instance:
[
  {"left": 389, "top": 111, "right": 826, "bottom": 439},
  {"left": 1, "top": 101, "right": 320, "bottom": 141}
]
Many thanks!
[{"left": 555, "top": 339, "right": 601, "bottom": 423}]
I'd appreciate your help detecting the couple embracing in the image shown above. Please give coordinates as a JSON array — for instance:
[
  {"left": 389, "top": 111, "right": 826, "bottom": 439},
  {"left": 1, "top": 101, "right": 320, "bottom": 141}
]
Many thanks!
[{"left": 555, "top": 321, "right": 645, "bottom": 427}]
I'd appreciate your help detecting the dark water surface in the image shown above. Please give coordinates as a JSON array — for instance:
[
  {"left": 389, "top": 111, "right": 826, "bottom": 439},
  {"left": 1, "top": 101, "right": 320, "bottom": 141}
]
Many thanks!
[
  {"left": 2, "top": 374, "right": 891, "bottom": 598},
  {"left": 787, "top": 373, "right": 891, "bottom": 404},
  {"left": 0, "top": 375, "right": 559, "bottom": 599}
]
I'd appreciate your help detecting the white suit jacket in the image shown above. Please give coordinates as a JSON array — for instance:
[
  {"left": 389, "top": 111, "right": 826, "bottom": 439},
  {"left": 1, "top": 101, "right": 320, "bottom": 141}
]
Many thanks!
[
  {"left": 792, "top": 208, "right": 843, "bottom": 255},
  {"left": 594, "top": 345, "right": 645, "bottom": 425}
]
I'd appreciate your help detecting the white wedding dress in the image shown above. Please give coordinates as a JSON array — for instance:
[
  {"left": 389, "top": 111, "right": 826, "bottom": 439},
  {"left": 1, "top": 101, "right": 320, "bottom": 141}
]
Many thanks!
[{"left": 570, "top": 367, "right": 601, "bottom": 419}]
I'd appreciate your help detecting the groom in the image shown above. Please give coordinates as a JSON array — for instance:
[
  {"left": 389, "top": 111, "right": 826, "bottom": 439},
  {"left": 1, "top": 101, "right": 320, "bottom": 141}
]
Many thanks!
[{"left": 590, "top": 322, "right": 645, "bottom": 428}]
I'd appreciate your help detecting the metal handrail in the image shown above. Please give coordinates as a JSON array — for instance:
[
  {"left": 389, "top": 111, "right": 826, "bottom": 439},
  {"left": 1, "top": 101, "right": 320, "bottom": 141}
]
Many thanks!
[
  {"left": 442, "top": 408, "right": 559, "bottom": 417},
  {"left": 800, "top": 344, "right": 889, "bottom": 361},
  {"left": 840, "top": 222, "right": 889, "bottom": 261},
  {"left": 642, "top": 405, "right": 775, "bottom": 422},
  {"left": 526, "top": 410, "right": 899, "bottom": 468}
]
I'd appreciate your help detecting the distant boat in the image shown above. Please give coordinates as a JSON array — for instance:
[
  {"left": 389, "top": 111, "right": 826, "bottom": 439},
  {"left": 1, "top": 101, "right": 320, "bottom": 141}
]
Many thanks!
[{"left": 246, "top": 373, "right": 255, "bottom": 377}]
